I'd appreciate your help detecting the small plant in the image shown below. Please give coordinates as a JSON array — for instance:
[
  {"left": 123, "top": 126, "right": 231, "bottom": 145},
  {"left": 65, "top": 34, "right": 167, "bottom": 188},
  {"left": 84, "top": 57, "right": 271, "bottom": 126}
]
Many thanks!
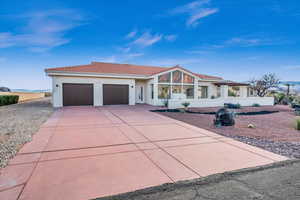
[
  {"left": 0, "top": 95, "right": 19, "bottom": 106},
  {"left": 296, "top": 118, "right": 300, "bottom": 131},
  {"left": 182, "top": 102, "right": 190, "bottom": 112},
  {"left": 211, "top": 95, "right": 215, "bottom": 99},
  {"left": 295, "top": 109, "right": 300, "bottom": 116},
  {"left": 163, "top": 100, "right": 168, "bottom": 108},
  {"left": 224, "top": 103, "right": 241, "bottom": 109},
  {"left": 252, "top": 103, "right": 260, "bottom": 107}
]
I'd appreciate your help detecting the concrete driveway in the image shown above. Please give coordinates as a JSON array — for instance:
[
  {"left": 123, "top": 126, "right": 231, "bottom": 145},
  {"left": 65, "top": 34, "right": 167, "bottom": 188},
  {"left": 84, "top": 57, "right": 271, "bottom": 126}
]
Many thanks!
[{"left": 0, "top": 105, "right": 287, "bottom": 200}]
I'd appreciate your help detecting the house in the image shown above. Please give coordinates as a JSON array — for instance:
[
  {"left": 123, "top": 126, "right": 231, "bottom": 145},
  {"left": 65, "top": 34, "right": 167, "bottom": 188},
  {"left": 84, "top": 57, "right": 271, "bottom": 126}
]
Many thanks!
[{"left": 45, "top": 62, "right": 274, "bottom": 108}]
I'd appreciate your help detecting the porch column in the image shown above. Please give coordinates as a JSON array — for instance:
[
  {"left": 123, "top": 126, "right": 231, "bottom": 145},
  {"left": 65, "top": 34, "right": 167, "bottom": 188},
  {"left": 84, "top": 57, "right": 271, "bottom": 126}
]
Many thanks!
[
  {"left": 220, "top": 85, "right": 228, "bottom": 98},
  {"left": 240, "top": 86, "right": 248, "bottom": 98}
]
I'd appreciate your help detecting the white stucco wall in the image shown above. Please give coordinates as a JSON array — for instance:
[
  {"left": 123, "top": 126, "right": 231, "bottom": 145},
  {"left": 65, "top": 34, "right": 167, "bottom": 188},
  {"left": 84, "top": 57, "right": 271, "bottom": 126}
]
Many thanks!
[{"left": 51, "top": 76, "right": 136, "bottom": 107}]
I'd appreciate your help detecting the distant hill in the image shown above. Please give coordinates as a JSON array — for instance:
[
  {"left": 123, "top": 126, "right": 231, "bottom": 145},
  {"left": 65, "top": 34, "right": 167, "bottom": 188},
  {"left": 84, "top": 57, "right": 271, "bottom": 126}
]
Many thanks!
[{"left": 11, "top": 89, "right": 51, "bottom": 93}]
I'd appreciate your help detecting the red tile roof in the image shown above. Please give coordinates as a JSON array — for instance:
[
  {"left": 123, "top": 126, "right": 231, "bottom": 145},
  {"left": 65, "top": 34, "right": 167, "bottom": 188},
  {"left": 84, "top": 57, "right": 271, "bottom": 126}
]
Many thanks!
[{"left": 45, "top": 62, "right": 223, "bottom": 80}]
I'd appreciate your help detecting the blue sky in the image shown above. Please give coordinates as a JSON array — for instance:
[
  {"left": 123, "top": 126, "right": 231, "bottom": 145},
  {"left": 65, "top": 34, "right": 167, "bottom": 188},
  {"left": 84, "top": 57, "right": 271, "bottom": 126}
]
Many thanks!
[{"left": 0, "top": 0, "right": 300, "bottom": 89}]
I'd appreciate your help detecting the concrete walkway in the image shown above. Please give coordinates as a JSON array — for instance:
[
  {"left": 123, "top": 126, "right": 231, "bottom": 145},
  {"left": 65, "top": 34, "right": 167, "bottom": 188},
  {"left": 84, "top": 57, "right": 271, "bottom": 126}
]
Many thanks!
[{"left": 0, "top": 105, "right": 288, "bottom": 200}]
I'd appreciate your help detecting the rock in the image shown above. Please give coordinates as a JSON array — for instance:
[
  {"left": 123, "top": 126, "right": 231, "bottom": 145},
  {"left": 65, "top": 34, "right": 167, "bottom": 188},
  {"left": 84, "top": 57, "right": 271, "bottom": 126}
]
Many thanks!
[
  {"left": 248, "top": 124, "right": 255, "bottom": 128},
  {"left": 214, "top": 108, "right": 235, "bottom": 126}
]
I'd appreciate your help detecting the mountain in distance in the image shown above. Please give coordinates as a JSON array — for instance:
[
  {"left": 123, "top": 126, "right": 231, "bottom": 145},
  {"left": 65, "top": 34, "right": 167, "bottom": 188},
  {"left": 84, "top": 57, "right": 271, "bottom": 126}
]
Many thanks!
[
  {"left": 11, "top": 89, "right": 51, "bottom": 93},
  {"left": 278, "top": 81, "right": 300, "bottom": 94}
]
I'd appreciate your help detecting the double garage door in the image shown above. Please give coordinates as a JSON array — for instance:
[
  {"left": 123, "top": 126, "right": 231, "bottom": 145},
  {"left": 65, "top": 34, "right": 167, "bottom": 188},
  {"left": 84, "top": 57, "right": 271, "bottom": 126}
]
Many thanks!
[{"left": 62, "top": 83, "right": 129, "bottom": 106}]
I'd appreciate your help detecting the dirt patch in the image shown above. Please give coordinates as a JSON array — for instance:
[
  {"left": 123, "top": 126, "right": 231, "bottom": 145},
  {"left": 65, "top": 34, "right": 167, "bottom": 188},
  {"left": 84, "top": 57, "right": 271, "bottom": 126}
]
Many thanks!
[
  {"left": 0, "top": 98, "right": 54, "bottom": 168},
  {"left": 158, "top": 105, "right": 300, "bottom": 158}
]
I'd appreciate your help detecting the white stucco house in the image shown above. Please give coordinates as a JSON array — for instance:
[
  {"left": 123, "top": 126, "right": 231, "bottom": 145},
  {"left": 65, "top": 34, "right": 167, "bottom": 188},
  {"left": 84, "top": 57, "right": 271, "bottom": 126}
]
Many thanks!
[{"left": 45, "top": 62, "right": 274, "bottom": 108}]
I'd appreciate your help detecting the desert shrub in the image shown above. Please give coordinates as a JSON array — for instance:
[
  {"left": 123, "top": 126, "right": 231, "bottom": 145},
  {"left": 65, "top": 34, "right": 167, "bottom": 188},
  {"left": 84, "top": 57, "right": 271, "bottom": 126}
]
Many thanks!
[
  {"left": 0, "top": 95, "right": 19, "bottom": 106},
  {"left": 295, "top": 109, "right": 300, "bottom": 116},
  {"left": 44, "top": 92, "right": 52, "bottom": 97},
  {"left": 224, "top": 103, "right": 241, "bottom": 109},
  {"left": 163, "top": 100, "right": 168, "bottom": 108},
  {"left": 296, "top": 118, "right": 300, "bottom": 130},
  {"left": 252, "top": 103, "right": 260, "bottom": 107},
  {"left": 274, "top": 93, "right": 286, "bottom": 104},
  {"left": 182, "top": 102, "right": 190, "bottom": 111}
]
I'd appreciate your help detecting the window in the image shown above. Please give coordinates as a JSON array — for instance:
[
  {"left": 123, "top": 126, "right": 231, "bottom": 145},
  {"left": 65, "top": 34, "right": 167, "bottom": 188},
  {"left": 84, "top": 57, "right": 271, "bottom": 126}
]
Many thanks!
[
  {"left": 183, "top": 85, "right": 194, "bottom": 99},
  {"left": 172, "top": 85, "right": 182, "bottom": 94},
  {"left": 216, "top": 86, "right": 221, "bottom": 98},
  {"left": 172, "top": 70, "right": 182, "bottom": 83},
  {"left": 183, "top": 73, "right": 194, "bottom": 84},
  {"left": 158, "top": 72, "right": 171, "bottom": 83},
  {"left": 247, "top": 87, "right": 255, "bottom": 97},
  {"left": 199, "top": 86, "right": 208, "bottom": 99},
  {"left": 151, "top": 84, "right": 154, "bottom": 99},
  {"left": 228, "top": 86, "right": 240, "bottom": 97},
  {"left": 158, "top": 85, "right": 171, "bottom": 99}
]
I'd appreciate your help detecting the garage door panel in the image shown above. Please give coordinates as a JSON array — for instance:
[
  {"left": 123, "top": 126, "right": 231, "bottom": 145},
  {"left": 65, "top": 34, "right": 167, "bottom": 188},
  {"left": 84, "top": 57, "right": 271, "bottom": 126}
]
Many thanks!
[
  {"left": 63, "top": 83, "right": 94, "bottom": 106},
  {"left": 103, "top": 84, "right": 129, "bottom": 105}
]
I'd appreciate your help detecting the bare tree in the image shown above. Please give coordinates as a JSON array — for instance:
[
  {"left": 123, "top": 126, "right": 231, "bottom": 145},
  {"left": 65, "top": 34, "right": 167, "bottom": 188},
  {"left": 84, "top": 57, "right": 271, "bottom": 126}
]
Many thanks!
[{"left": 249, "top": 73, "right": 280, "bottom": 97}]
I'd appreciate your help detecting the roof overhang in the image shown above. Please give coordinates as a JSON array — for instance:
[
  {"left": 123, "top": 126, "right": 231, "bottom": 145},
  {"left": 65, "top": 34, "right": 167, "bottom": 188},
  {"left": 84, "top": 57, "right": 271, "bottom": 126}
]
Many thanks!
[
  {"left": 45, "top": 70, "right": 151, "bottom": 80},
  {"left": 214, "top": 81, "right": 250, "bottom": 87}
]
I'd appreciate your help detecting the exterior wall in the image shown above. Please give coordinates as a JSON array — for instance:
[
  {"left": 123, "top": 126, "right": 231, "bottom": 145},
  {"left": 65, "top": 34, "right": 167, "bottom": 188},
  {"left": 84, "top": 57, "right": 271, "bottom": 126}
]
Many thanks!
[
  {"left": 167, "top": 97, "right": 274, "bottom": 109},
  {"left": 51, "top": 76, "right": 136, "bottom": 107}
]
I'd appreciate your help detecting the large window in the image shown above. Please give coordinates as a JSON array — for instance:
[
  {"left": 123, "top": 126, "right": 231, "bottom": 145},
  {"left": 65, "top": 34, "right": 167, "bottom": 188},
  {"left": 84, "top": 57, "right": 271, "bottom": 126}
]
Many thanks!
[
  {"left": 183, "top": 73, "right": 194, "bottom": 83},
  {"left": 172, "top": 85, "right": 182, "bottom": 94},
  {"left": 172, "top": 70, "right": 182, "bottom": 83},
  {"left": 183, "top": 85, "right": 194, "bottom": 99},
  {"left": 199, "top": 86, "right": 208, "bottom": 99},
  {"left": 158, "top": 72, "right": 171, "bottom": 83},
  {"left": 157, "top": 70, "right": 196, "bottom": 99},
  {"left": 228, "top": 86, "right": 240, "bottom": 97},
  {"left": 158, "top": 85, "right": 170, "bottom": 99}
]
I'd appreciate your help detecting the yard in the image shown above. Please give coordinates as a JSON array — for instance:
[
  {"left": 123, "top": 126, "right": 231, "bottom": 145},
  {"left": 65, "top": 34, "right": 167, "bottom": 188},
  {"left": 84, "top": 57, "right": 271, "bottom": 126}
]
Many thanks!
[
  {"left": 157, "top": 105, "right": 300, "bottom": 158},
  {"left": 0, "top": 98, "right": 53, "bottom": 167}
]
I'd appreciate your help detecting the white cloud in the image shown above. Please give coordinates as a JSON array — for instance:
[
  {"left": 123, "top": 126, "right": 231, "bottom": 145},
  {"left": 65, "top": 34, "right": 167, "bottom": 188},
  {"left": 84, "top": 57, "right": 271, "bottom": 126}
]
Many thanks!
[
  {"left": 131, "top": 31, "right": 163, "bottom": 47},
  {"left": 0, "top": 9, "right": 85, "bottom": 52},
  {"left": 164, "top": 34, "right": 178, "bottom": 42},
  {"left": 125, "top": 29, "right": 138, "bottom": 39},
  {"left": 282, "top": 65, "right": 300, "bottom": 70},
  {"left": 169, "top": 0, "right": 218, "bottom": 27}
]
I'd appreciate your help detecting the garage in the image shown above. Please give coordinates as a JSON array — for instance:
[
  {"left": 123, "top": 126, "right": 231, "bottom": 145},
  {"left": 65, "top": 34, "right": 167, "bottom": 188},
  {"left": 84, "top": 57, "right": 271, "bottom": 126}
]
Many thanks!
[
  {"left": 63, "top": 83, "right": 94, "bottom": 106},
  {"left": 103, "top": 84, "right": 129, "bottom": 105}
]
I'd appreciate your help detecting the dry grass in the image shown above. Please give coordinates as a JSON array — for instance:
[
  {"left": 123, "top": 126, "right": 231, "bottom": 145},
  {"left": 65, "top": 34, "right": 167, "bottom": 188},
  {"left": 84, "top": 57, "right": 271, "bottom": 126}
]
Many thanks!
[{"left": 0, "top": 92, "right": 45, "bottom": 102}]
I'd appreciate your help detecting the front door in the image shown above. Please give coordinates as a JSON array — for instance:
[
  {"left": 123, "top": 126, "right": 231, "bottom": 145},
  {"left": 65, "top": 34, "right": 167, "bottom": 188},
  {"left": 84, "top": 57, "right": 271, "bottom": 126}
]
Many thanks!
[{"left": 136, "top": 85, "right": 144, "bottom": 104}]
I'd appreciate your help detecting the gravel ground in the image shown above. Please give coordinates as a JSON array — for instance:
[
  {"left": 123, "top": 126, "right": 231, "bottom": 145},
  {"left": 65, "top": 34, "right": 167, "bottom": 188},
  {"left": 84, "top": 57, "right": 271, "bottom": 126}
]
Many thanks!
[
  {"left": 0, "top": 98, "right": 53, "bottom": 168},
  {"left": 158, "top": 106, "right": 300, "bottom": 159}
]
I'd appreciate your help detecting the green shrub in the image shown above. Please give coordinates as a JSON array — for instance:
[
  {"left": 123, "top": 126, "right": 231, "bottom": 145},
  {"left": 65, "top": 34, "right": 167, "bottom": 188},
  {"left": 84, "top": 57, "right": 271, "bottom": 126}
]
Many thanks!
[
  {"left": 44, "top": 92, "right": 52, "bottom": 97},
  {"left": 224, "top": 103, "right": 241, "bottom": 109},
  {"left": 0, "top": 95, "right": 19, "bottom": 106},
  {"left": 182, "top": 102, "right": 190, "bottom": 111},
  {"left": 295, "top": 109, "right": 300, "bottom": 116},
  {"left": 296, "top": 118, "right": 300, "bottom": 131},
  {"left": 252, "top": 103, "right": 261, "bottom": 107}
]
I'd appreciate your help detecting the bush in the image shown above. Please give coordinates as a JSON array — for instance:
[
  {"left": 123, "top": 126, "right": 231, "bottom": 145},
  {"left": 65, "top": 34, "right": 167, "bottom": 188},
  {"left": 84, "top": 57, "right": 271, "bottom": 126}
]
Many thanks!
[
  {"left": 224, "top": 103, "right": 241, "bottom": 109},
  {"left": 0, "top": 95, "right": 19, "bottom": 106},
  {"left": 182, "top": 102, "right": 190, "bottom": 111},
  {"left": 296, "top": 118, "right": 300, "bottom": 131},
  {"left": 252, "top": 103, "right": 260, "bottom": 107},
  {"left": 295, "top": 109, "right": 300, "bottom": 116},
  {"left": 44, "top": 92, "right": 52, "bottom": 97}
]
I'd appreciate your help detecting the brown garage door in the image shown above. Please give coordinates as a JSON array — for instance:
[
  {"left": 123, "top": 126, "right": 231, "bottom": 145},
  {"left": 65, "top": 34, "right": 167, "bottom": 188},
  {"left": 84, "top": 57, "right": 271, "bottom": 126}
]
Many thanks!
[
  {"left": 63, "top": 83, "right": 94, "bottom": 106},
  {"left": 103, "top": 84, "right": 129, "bottom": 105}
]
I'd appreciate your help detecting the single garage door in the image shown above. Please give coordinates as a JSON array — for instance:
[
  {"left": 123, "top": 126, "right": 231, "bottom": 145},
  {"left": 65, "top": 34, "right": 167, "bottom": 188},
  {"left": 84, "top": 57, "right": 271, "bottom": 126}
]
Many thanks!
[
  {"left": 63, "top": 83, "right": 94, "bottom": 106},
  {"left": 103, "top": 84, "right": 129, "bottom": 105}
]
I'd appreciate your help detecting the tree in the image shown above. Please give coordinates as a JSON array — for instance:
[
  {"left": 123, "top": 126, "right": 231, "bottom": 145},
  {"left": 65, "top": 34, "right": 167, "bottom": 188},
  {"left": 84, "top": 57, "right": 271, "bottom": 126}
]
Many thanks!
[
  {"left": 249, "top": 73, "right": 280, "bottom": 97},
  {"left": 284, "top": 83, "right": 294, "bottom": 96}
]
